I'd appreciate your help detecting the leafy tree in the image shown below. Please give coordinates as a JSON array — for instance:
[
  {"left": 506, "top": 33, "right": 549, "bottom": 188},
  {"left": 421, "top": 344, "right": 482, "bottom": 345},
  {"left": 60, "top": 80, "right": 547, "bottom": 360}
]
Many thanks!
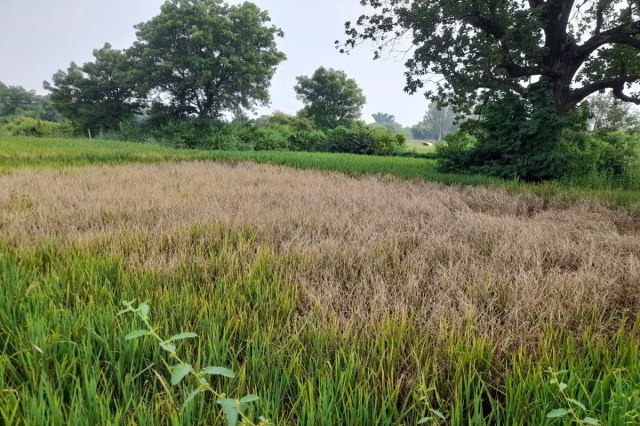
[
  {"left": 0, "top": 83, "right": 61, "bottom": 120},
  {"left": 0, "top": 83, "right": 38, "bottom": 116},
  {"left": 44, "top": 43, "right": 140, "bottom": 133},
  {"left": 294, "top": 67, "right": 366, "bottom": 129},
  {"left": 343, "top": 0, "right": 640, "bottom": 116},
  {"left": 129, "top": 0, "right": 286, "bottom": 120},
  {"left": 589, "top": 92, "right": 639, "bottom": 132}
]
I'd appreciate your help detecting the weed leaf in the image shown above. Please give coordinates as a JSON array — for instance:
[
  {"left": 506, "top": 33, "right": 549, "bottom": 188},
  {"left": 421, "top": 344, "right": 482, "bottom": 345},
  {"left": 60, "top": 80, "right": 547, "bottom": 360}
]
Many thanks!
[
  {"left": 568, "top": 398, "right": 586, "bottom": 411},
  {"left": 183, "top": 388, "right": 201, "bottom": 407},
  {"left": 546, "top": 408, "right": 569, "bottom": 418},
  {"left": 171, "top": 363, "right": 192, "bottom": 386},
  {"left": 203, "top": 366, "right": 235, "bottom": 378},
  {"left": 240, "top": 394, "right": 259, "bottom": 404},
  {"left": 159, "top": 342, "right": 177, "bottom": 353},
  {"left": 125, "top": 330, "right": 151, "bottom": 340},
  {"left": 170, "top": 332, "right": 198, "bottom": 342},
  {"left": 431, "top": 408, "right": 446, "bottom": 420},
  {"left": 583, "top": 417, "right": 600, "bottom": 425},
  {"left": 217, "top": 398, "right": 240, "bottom": 426}
]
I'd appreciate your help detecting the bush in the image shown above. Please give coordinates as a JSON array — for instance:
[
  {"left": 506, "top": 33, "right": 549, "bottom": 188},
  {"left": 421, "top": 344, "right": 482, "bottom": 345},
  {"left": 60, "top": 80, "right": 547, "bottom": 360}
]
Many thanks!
[
  {"left": 259, "top": 111, "right": 315, "bottom": 132},
  {"left": 326, "top": 125, "right": 405, "bottom": 156},
  {"left": 0, "top": 117, "right": 76, "bottom": 137},
  {"left": 436, "top": 91, "right": 588, "bottom": 181},
  {"left": 288, "top": 130, "right": 329, "bottom": 152},
  {"left": 251, "top": 124, "right": 293, "bottom": 151},
  {"left": 561, "top": 129, "right": 640, "bottom": 188},
  {"left": 436, "top": 132, "right": 477, "bottom": 173}
]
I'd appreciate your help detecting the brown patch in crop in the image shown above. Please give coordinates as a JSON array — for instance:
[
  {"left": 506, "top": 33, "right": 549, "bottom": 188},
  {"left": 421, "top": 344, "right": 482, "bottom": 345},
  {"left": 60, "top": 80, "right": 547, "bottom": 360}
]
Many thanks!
[{"left": 1, "top": 162, "right": 639, "bottom": 348}]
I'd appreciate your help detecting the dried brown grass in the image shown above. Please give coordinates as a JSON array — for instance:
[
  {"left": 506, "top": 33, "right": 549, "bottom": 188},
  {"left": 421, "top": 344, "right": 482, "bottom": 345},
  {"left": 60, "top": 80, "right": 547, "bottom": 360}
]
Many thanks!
[{"left": 1, "top": 161, "right": 639, "bottom": 349}]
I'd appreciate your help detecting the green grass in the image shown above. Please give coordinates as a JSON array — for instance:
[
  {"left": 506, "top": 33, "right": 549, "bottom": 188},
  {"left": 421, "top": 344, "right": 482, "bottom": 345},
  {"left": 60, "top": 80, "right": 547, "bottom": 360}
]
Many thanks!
[
  {"left": 2, "top": 136, "right": 640, "bottom": 207},
  {"left": 2, "top": 226, "right": 639, "bottom": 424},
  {"left": 405, "top": 139, "right": 437, "bottom": 154}
]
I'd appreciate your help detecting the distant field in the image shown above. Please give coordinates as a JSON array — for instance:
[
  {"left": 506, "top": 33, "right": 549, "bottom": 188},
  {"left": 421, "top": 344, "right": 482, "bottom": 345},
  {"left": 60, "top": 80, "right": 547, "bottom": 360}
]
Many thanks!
[
  {"left": 2, "top": 160, "right": 639, "bottom": 424},
  {"left": 405, "top": 139, "right": 437, "bottom": 154},
  {"left": 2, "top": 136, "right": 640, "bottom": 206}
]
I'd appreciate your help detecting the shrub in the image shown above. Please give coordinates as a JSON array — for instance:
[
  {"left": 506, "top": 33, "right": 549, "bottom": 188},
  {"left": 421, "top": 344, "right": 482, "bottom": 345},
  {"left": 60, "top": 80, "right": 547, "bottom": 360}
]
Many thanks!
[
  {"left": 251, "top": 124, "right": 293, "bottom": 151},
  {"left": 561, "top": 129, "right": 640, "bottom": 188},
  {"left": 436, "top": 131, "right": 477, "bottom": 173},
  {"left": 0, "top": 117, "right": 76, "bottom": 138},
  {"left": 259, "top": 111, "right": 315, "bottom": 132},
  {"left": 436, "top": 91, "right": 588, "bottom": 181},
  {"left": 288, "top": 129, "right": 329, "bottom": 152},
  {"left": 326, "top": 125, "right": 405, "bottom": 156}
]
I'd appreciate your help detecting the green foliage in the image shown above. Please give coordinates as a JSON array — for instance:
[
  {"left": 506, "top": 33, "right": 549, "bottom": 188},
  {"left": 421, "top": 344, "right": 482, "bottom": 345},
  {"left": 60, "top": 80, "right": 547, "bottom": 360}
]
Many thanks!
[
  {"left": 44, "top": 43, "right": 140, "bottom": 134},
  {"left": 119, "top": 300, "right": 269, "bottom": 425},
  {"left": 326, "top": 125, "right": 405, "bottom": 156},
  {"left": 545, "top": 369, "right": 601, "bottom": 425},
  {"left": 130, "top": 0, "right": 286, "bottom": 119},
  {"left": 344, "top": 0, "right": 640, "bottom": 115},
  {"left": 435, "top": 131, "right": 476, "bottom": 173},
  {"left": 294, "top": 67, "right": 366, "bottom": 129},
  {"left": 561, "top": 129, "right": 640, "bottom": 189},
  {"left": 436, "top": 92, "right": 589, "bottom": 181},
  {"left": 251, "top": 124, "right": 293, "bottom": 151},
  {"left": 258, "top": 111, "right": 315, "bottom": 132},
  {"left": 0, "top": 83, "right": 62, "bottom": 121},
  {"left": 0, "top": 117, "right": 76, "bottom": 138},
  {"left": 287, "top": 129, "right": 329, "bottom": 152}
]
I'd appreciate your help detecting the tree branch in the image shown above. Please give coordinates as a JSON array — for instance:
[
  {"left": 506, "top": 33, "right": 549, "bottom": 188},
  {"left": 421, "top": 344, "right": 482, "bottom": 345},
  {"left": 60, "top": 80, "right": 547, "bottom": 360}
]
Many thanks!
[
  {"left": 578, "top": 19, "right": 640, "bottom": 60},
  {"left": 612, "top": 84, "right": 640, "bottom": 104},
  {"left": 570, "top": 74, "right": 640, "bottom": 104}
]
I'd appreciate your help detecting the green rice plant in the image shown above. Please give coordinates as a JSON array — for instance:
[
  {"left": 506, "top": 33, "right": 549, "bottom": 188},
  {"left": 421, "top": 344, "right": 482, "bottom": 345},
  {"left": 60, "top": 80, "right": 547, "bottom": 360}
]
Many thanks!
[{"left": 119, "top": 299, "right": 271, "bottom": 426}]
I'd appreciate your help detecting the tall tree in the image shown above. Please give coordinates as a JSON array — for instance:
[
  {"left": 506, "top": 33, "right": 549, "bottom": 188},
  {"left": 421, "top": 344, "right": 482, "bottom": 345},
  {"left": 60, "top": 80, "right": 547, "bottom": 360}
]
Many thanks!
[
  {"left": 129, "top": 0, "right": 286, "bottom": 120},
  {"left": 44, "top": 43, "right": 140, "bottom": 133},
  {"left": 423, "top": 102, "right": 458, "bottom": 141},
  {"left": 343, "top": 0, "right": 640, "bottom": 115},
  {"left": 294, "top": 67, "right": 366, "bottom": 129}
]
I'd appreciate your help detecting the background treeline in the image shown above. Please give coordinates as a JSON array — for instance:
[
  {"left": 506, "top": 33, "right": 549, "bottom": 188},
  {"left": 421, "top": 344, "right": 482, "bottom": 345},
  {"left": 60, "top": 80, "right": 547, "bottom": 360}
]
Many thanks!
[
  {"left": 0, "top": 1, "right": 413, "bottom": 157},
  {"left": 1, "top": 0, "right": 639, "bottom": 186}
]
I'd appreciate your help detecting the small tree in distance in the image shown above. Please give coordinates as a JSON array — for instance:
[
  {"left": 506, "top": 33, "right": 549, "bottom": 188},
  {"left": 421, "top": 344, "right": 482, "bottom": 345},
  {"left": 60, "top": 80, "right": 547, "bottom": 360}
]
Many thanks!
[{"left": 294, "top": 67, "right": 366, "bottom": 129}]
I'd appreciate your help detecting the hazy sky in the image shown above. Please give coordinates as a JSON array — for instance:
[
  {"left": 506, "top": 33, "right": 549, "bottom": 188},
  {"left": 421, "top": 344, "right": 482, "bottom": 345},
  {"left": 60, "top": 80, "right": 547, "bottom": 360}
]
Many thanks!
[{"left": 0, "top": 0, "right": 430, "bottom": 126}]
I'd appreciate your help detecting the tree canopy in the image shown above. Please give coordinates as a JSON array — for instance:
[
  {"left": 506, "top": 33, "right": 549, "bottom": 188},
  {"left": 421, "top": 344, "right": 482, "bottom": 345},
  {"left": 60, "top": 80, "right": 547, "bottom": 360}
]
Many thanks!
[
  {"left": 129, "top": 0, "right": 286, "bottom": 120},
  {"left": 343, "top": 0, "right": 640, "bottom": 115},
  {"left": 294, "top": 67, "right": 366, "bottom": 129},
  {"left": 44, "top": 43, "right": 140, "bottom": 133},
  {"left": 0, "top": 82, "right": 61, "bottom": 121}
]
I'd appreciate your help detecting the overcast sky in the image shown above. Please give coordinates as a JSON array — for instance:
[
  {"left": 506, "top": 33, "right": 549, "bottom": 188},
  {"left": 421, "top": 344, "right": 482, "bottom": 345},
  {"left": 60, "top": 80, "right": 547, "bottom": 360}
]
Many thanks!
[{"left": 0, "top": 0, "right": 431, "bottom": 126}]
